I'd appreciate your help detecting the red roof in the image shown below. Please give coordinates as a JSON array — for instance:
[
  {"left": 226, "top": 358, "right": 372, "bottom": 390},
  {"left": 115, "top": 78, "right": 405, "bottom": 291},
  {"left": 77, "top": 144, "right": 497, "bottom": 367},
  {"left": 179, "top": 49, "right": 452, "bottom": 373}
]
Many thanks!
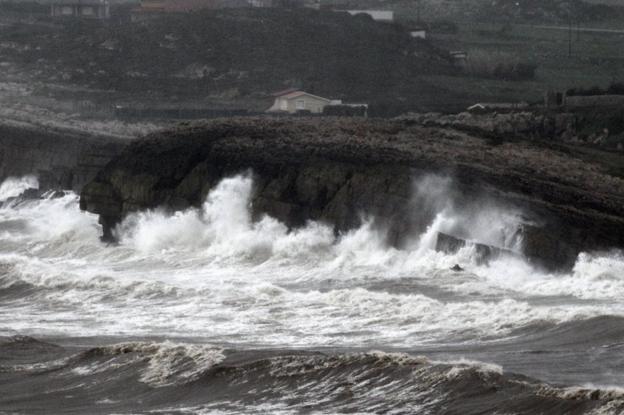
[
  {"left": 281, "top": 91, "right": 308, "bottom": 99},
  {"left": 136, "top": 0, "right": 246, "bottom": 13},
  {"left": 277, "top": 91, "right": 332, "bottom": 102},
  {"left": 271, "top": 88, "right": 301, "bottom": 97}
]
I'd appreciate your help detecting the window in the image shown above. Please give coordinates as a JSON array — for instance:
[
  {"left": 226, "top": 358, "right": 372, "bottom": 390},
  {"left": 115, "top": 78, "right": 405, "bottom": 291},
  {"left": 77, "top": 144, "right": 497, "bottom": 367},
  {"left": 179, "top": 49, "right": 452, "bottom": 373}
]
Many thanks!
[
  {"left": 296, "top": 100, "right": 305, "bottom": 110},
  {"left": 82, "top": 6, "right": 95, "bottom": 15},
  {"left": 61, "top": 6, "right": 73, "bottom": 15}
]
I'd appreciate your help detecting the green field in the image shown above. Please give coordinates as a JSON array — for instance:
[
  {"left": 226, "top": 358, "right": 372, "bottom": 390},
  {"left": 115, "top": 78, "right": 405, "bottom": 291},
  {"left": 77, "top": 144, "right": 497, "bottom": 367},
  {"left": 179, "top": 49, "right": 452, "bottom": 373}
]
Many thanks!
[{"left": 422, "top": 21, "right": 624, "bottom": 105}]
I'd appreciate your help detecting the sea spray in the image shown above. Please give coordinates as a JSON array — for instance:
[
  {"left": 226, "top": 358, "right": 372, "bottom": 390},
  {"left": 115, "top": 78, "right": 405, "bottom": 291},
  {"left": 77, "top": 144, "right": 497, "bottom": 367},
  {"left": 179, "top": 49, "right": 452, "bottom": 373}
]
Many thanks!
[
  {"left": 118, "top": 174, "right": 337, "bottom": 262},
  {"left": 408, "top": 173, "right": 526, "bottom": 252},
  {"left": 0, "top": 175, "right": 38, "bottom": 202},
  {"left": 117, "top": 173, "right": 525, "bottom": 267},
  {"left": 0, "top": 175, "right": 622, "bottom": 347}
]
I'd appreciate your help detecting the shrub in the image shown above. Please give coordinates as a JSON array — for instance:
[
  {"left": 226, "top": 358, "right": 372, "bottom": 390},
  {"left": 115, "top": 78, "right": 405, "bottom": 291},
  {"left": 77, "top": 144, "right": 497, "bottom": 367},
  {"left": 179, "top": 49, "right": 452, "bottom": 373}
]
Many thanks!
[
  {"left": 429, "top": 19, "right": 458, "bottom": 34},
  {"left": 465, "top": 51, "right": 536, "bottom": 81},
  {"left": 323, "top": 105, "right": 367, "bottom": 117},
  {"left": 568, "top": 82, "right": 624, "bottom": 96},
  {"left": 0, "top": 1, "right": 48, "bottom": 15},
  {"left": 607, "top": 83, "right": 624, "bottom": 95}
]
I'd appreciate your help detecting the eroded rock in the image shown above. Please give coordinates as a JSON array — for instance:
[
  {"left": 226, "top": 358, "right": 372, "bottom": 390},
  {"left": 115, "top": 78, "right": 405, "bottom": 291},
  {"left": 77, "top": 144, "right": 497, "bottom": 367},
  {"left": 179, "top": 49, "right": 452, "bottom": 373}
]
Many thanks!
[{"left": 79, "top": 117, "right": 624, "bottom": 271}]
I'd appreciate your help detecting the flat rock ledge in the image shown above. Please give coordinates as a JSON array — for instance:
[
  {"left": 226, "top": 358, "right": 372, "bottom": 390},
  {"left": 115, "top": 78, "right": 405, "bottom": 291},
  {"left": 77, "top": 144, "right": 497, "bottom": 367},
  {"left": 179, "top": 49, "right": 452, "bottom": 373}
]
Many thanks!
[{"left": 80, "top": 117, "right": 624, "bottom": 271}]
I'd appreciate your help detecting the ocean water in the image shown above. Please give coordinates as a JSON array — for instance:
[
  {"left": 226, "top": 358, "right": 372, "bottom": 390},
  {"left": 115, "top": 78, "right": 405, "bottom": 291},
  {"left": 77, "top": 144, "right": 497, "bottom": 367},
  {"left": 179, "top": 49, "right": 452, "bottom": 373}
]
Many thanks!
[{"left": 0, "top": 174, "right": 623, "bottom": 414}]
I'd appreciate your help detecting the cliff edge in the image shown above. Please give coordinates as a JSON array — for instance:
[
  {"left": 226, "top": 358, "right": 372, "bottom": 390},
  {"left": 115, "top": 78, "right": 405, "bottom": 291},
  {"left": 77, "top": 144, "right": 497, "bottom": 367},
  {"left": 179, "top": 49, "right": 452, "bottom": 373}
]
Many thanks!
[
  {"left": 79, "top": 117, "right": 624, "bottom": 271},
  {"left": 0, "top": 122, "right": 127, "bottom": 191}
]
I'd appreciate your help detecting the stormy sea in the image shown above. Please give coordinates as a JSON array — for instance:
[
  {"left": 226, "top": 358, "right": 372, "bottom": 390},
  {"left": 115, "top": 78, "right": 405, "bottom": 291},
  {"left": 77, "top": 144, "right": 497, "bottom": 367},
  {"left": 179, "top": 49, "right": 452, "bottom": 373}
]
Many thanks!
[{"left": 1, "top": 174, "right": 624, "bottom": 414}]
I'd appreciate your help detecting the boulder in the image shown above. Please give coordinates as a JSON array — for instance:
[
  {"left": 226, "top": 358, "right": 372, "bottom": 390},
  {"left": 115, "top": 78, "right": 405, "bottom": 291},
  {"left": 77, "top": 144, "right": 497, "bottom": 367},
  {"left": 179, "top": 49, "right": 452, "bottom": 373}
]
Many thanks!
[{"left": 435, "top": 232, "right": 518, "bottom": 265}]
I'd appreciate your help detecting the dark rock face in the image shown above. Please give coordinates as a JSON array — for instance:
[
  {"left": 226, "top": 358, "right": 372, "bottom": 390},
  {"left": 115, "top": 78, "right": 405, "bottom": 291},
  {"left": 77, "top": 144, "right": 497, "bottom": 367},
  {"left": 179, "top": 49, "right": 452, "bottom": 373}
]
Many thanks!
[
  {"left": 0, "top": 123, "right": 127, "bottom": 192},
  {"left": 519, "top": 224, "right": 580, "bottom": 271},
  {"left": 435, "top": 232, "right": 520, "bottom": 265},
  {"left": 79, "top": 117, "right": 624, "bottom": 271},
  {"left": 398, "top": 110, "right": 624, "bottom": 151}
]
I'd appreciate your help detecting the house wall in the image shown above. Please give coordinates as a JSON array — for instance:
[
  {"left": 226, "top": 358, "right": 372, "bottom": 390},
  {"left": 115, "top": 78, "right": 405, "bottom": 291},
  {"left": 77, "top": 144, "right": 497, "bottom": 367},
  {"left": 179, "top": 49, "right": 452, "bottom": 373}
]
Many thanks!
[
  {"left": 268, "top": 93, "right": 332, "bottom": 113},
  {"left": 345, "top": 10, "right": 394, "bottom": 22},
  {"left": 410, "top": 30, "right": 426, "bottom": 39},
  {"left": 51, "top": 4, "right": 75, "bottom": 16},
  {"left": 51, "top": 3, "right": 110, "bottom": 18},
  {"left": 285, "top": 94, "right": 330, "bottom": 113}
]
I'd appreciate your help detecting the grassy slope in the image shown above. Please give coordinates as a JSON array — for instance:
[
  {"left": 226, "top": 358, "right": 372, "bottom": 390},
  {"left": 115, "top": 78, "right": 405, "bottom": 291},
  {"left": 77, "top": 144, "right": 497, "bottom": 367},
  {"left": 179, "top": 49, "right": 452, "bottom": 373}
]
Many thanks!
[
  {"left": 1, "top": 3, "right": 623, "bottom": 113},
  {"left": 346, "top": 0, "right": 624, "bottom": 105},
  {"left": 421, "top": 21, "right": 624, "bottom": 105},
  {"left": 0, "top": 8, "right": 462, "bottom": 113}
]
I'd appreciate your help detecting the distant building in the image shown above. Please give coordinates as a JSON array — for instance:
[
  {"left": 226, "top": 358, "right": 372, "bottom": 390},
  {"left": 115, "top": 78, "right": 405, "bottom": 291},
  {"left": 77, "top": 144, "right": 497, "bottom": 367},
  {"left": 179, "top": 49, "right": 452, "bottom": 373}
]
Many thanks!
[
  {"left": 303, "top": 0, "right": 320, "bottom": 9},
  {"left": 50, "top": 0, "right": 110, "bottom": 18},
  {"left": 449, "top": 50, "right": 468, "bottom": 68},
  {"left": 131, "top": 0, "right": 306, "bottom": 18},
  {"left": 250, "top": 0, "right": 307, "bottom": 7},
  {"left": 267, "top": 90, "right": 337, "bottom": 114},
  {"left": 131, "top": 0, "right": 248, "bottom": 20},
  {"left": 544, "top": 90, "right": 624, "bottom": 109},
  {"left": 248, "top": 0, "right": 272, "bottom": 6},
  {"left": 409, "top": 28, "right": 426, "bottom": 39},
  {"left": 467, "top": 102, "right": 529, "bottom": 113},
  {"left": 344, "top": 10, "right": 394, "bottom": 22}
]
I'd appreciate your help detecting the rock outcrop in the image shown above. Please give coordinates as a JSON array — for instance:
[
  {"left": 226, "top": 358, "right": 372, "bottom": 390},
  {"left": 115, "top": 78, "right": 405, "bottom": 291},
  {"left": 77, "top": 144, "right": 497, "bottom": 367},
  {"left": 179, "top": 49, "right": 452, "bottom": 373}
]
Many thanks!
[
  {"left": 435, "top": 232, "right": 520, "bottom": 265},
  {"left": 79, "top": 117, "right": 624, "bottom": 271},
  {"left": 398, "top": 110, "right": 624, "bottom": 151},
  {"left": 0, "top": 122, "right": 127, "bottom": 192}
]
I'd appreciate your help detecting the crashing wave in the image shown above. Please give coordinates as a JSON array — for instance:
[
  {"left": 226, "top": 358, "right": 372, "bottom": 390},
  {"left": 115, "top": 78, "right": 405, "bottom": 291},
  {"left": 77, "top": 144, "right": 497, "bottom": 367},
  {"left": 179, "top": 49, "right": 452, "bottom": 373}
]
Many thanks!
[
  {"left": 0, "top": 175, "right": 38, "bottom": 203},
  {"left": 75, "top": 342, "right": 226, "bottom": 387}
]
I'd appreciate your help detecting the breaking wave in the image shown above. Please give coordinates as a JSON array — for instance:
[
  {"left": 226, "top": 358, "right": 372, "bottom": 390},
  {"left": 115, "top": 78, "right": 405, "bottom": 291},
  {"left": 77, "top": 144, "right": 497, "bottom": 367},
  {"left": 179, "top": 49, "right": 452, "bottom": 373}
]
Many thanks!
[
  {"left": 1, "top": 173, "right": 624, "bottom": 412},
  {"left": 0, "top": 174, "right": 622, "bottom": 344},
  {"left": 0, "top": 175, "right": 38, "bottom": 202},
  {"left": 1, "top": 336, "right": 623, "bottom": 415}
]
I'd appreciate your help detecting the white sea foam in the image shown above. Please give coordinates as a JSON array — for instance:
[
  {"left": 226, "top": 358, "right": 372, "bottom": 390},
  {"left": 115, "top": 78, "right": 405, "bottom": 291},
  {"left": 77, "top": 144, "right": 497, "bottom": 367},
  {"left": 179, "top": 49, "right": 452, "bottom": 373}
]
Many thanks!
[
  {"left": 120, "top": 175, "right": 336, "bottom": 264},
  {"left": 137, "top": 342, "right": 225, "bottom": 387},
  {"left": 0, "top": 174, "right": 623, "bottom": 347},
  {"left": 56, "top": 341, "right": 225, "bottom": 387},
  {"left": 439, "top": 357, "right": 504, "bottom": 378},
  {"left": 406, "top": 173, "right": 525, "bottom": 251},
  {"left": 0, "top": 175, "right": 38, "bottom": 202}
]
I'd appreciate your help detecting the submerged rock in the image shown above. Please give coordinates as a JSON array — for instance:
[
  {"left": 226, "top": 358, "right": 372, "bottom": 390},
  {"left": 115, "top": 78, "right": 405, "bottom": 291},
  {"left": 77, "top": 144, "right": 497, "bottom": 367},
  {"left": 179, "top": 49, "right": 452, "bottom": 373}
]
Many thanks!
[
  {"left": 1, "top": 188, "right": 42, "bottom": 208},
  {"left": 435, "top": 232, "right": 518, "bottom": 265}
]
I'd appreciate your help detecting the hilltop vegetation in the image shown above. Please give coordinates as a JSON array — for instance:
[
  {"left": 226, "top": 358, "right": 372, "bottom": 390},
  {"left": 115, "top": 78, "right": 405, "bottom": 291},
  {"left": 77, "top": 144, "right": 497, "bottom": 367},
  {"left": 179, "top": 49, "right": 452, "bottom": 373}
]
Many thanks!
[
  {"left": 0, "top": 8, "right": 457, "bottom": 112},
  {"left": 337, "top": 0, "right": 624, "bottom": 25},
  {"left": 1, "top": 1, "right": 622, "bottom": 115}
]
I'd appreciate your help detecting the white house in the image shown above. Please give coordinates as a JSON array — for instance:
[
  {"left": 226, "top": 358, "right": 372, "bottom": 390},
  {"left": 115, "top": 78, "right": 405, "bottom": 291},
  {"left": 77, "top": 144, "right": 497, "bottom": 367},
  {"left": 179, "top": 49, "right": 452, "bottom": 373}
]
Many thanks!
[
  {"left": 467, "top": 102, "right": 529, "bottom": 113},
  {"left": 345, "top": 10, "right": 394, "bottom": 22},
  {"left": 267, "top": 90, "right": 338, "bottom": 114},
  {"left": 409, "top": 28, "right": 427, "bottom": 39}
]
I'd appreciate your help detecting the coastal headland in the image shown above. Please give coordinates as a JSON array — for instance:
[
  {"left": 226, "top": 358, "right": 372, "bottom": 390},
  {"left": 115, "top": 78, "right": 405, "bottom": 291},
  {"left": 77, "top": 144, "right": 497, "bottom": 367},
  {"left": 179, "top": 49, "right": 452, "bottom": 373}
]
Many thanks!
[{"left": 77, "top": 116, "right": 624, "bottom": 271}]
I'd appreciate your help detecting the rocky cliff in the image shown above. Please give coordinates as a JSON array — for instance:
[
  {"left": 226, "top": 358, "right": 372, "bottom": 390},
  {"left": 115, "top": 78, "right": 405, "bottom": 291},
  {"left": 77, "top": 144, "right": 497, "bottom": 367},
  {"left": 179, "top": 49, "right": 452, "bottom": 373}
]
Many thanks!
[
  {"left": 79, "top": 117, "right": 624, "bottom": 271},
  {"left": 0, "top": 122, "right": 127, "bottom": 191}
]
